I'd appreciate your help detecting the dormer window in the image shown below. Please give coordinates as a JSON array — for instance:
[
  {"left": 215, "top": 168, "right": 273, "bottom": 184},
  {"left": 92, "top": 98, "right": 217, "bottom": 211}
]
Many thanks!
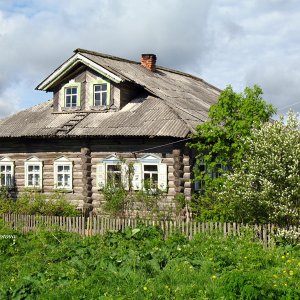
[
  {"left": 94, "top": 84, "right": 107, "bottom": 106},
  {"left": 65, "top": 87, "right": 78, "bottom": 107},
  {"left": 89, "top": 79, "right": 110, "bottom": 108},
  {"left": 59, "top": 81, "right": 81, "bottom": 109}
]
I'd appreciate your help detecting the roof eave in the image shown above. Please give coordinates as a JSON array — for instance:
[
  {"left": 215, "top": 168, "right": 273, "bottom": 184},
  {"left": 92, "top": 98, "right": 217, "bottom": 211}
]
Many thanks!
[{"left": 36, "top": 53, "right": 124, "bottom": 91}]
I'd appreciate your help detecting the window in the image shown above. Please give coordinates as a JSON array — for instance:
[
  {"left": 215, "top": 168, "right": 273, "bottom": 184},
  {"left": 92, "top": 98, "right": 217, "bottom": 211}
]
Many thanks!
[
  {"left": 25, "top": 157, "right": 43, "bottom": 189},
  {"left": 94, "top": 84, "right": 107, "bottom": 106},
  {"left": 96, "top": 155, "right": 127, "bottom": 189},
  {"left": 89, "top": 79, "right": 110, "bottom": 107},
  {"left": 106, "top": 164, "right": 121, "bottom": 186},
  {"left": 0, "top": 157, "right": 14, "bottom": 187},
  {"left": 65, "top": 87, "right": 78, "bottom": 107},
  {"left": 59, "top": 81, "right": 81, "bottom": 109},
  {"left": 132, "top": 155, "right": 167, "bottom": 191},
  {"left": 194, "top": 159, "right": 225, "bottom": 192},
  {"left": 54, "top": 157, "right": 73, "bottom": 190},
  {"left": 143, "top": 164, "right": 158, "bottom": 189}
]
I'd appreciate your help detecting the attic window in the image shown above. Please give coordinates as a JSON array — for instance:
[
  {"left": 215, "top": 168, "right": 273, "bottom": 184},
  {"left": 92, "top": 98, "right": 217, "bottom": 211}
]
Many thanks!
[
  {"left": 65, "top": 87, "right": 78, "bottom": 107},
  {"left": 89, "top": 79, "right": 110, "bottom": 108},
  {"left": 94, "top": 84, "right": 107, "bottom": 106}
]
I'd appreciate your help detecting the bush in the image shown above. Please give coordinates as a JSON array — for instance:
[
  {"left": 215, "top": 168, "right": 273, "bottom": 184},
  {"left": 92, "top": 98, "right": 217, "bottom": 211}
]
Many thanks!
[{"left": 0, "top": 190, "right": 80, "bottom": 216}]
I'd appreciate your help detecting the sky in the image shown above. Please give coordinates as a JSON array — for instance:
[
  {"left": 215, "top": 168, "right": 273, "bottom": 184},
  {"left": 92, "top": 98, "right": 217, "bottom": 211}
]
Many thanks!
[{"left": 0, "top": 0, "right": 300, "bottom": 118}]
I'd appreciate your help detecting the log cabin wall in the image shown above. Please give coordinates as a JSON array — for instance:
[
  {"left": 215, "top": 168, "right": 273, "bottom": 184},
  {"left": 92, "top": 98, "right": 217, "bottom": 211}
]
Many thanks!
[
  {"left": 0, "top": 139, "right": 84, "bottom": 207},
  {"left": 0, "top": 137, "right": 193, "bottom": 215}
]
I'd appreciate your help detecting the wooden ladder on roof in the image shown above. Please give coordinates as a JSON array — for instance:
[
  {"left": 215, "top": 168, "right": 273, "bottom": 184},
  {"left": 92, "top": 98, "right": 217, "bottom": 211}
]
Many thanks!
[{"left": 55, "top": 112, "right": 88, "bottom": 136}]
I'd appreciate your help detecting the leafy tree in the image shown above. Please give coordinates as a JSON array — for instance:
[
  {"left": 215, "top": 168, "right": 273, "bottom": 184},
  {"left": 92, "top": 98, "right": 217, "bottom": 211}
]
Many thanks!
[
  {"left": 216, "top": 111, "right": 300, "bottom": 226},
  {"left": 188, "top": 85, "right": 276, "bottom": 219}
]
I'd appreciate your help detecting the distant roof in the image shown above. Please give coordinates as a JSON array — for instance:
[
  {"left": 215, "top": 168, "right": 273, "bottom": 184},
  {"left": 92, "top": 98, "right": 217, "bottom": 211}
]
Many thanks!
[{"left": 0, "top": 49, "right": 221, "bottom": 139}]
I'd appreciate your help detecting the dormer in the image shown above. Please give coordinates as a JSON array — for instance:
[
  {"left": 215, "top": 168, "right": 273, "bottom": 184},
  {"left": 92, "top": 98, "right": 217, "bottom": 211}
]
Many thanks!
[{"left": 36, "top": 49, "right": 146, "bottom": 113}]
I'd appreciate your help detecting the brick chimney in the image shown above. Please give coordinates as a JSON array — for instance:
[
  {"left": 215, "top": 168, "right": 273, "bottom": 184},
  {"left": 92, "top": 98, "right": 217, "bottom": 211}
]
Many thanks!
[{"left": 141, "top": 54, "right": 157, "bottom": 72}]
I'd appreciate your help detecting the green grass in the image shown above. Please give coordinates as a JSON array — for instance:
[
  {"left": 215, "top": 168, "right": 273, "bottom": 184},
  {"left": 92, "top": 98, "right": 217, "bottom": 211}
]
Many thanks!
[{"left": 1, "top": 222, "right": 300, "bottom": 299}]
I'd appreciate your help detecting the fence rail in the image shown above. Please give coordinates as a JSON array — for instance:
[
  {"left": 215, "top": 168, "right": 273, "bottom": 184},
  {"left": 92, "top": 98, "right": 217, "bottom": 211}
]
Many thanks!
[{"left": 1, "top": 213, "right": 298, "bottom": 244}]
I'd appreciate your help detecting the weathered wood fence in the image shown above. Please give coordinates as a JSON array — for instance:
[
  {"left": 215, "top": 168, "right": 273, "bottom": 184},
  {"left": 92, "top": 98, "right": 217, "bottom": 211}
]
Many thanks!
[{"left": 0, "top": 213, "right": 294, "bottom": 244}]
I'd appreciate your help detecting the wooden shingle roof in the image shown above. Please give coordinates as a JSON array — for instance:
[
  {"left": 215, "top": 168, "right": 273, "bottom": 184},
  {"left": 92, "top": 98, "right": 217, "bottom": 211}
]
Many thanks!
[{"left": 0, "top": 49, "right": 220, "bottom": 139}]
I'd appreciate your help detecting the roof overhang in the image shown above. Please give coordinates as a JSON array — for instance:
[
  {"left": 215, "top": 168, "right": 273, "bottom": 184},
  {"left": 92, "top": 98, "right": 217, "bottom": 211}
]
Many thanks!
[{"left": 36, "top": 53, "right": 123, "bottom": 91}]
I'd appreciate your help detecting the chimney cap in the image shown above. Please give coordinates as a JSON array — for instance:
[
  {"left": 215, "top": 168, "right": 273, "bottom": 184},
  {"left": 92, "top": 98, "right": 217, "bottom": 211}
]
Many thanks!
[{"left": 141, "top": 54, "right": 157, "bottom": 59}]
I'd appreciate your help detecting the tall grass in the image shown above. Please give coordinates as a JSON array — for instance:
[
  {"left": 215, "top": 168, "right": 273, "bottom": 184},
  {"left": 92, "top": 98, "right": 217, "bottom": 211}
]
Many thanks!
[{"left": 1, "top": 223, "right": 300, "bottom": 299}]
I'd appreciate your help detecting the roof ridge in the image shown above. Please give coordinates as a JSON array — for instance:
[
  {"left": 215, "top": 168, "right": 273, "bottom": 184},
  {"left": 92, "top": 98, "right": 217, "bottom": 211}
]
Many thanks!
[
  {"left": 74, "top": 48, "right": 221, "bottom": 93},
  {"left": 74, "top": 48, "right": 140, "bottom": 65}
]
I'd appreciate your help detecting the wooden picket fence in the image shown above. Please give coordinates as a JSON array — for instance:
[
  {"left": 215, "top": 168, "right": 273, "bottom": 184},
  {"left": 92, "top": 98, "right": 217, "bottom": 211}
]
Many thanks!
[{"left": 0, "top": 213, "right": 294, "bottom": 244}]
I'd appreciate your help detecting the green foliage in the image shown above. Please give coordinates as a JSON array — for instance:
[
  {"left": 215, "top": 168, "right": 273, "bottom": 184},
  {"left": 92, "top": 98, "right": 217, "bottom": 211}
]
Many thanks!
[
  {"left": 1, "top": 225, "right": 300, "bottom": 299},
  {"left": 0, "top": 190, "right": 80, "bottom": 216},
  {"left": 190, "top": 85, "right": 276, "bottom": 171},
  {"left": 189, "top": 85, "right": 276, "bottom": 220},
  {"left": 212, "top": 112, "right": 300, "bottom": 226},
  {"left": 101, "top": 161, "right": 168, "bottom": 218}
]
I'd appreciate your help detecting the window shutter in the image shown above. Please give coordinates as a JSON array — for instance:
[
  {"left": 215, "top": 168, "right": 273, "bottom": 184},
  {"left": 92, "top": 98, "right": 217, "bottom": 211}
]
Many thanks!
[
  {"left": 132, "top": 163, "right": 142, "bottom": 190},
  {"left": 97, "top": 163, "right": 106, "bottom": 189},
  {"left": 121, "top": 164, "right": 129, "bottom": 190},
  {"left": 158, "top": 163, "right": 168, "bottom": 191}
]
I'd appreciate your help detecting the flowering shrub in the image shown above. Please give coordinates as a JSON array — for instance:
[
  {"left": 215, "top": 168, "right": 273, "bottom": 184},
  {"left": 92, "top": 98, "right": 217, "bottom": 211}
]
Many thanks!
[
  {"left": 215, "top": 111, "right": 300, "bottom": 226},
  {"left": 274, "top": 228, "right": 300, "bottom": 247}
]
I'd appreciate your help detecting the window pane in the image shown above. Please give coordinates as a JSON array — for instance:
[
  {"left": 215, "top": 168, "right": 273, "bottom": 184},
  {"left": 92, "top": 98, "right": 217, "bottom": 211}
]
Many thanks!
[
  {"left": 101, "top": 84, "right": 107, "bottom": 91},
  {"left": 71, "top": 95, "right": 77, "bottom": 106},
  {"left": 94, "top": 85, "right": 100, "bottom": 92},
  {"left": 66, "top": 88, "right": 72, "bottom": 95},
  {"left": 102, "top": 93, "right": 107, "bottom": 106},
  {"left": 72, "top": 87, "right": 77, "bottom": 94},
  {"left": 66, "top": 96, "right": 71, "bottom": 106},
  {"left": 33, "top": 166, "right": 40, "bottom": 172},
  {"left": 7, "top": 174, "right": 12, "bottom": 186},
  {"left": 144, "top": 173, "right": 150, "bottom": 180},
  {"left": 28, "top": 174, "right": 33, "bottom": 186},
  {"left": 58, "top": 166, "right": 64, "bottom": 172},
  {"left": 6, "top": 166, "right": 11, "bottom": 172},
  {"left": 144, "top": 165, "right": 158, "bottom": 172},
  {"left": 107, "top": 165, "right": 121, "bottom": 172},
  {"left": 0, "top": 166, "right": 4, "bottom": 172},
  {"left": 64, "top": 166, "right": 70, "bottom": 172},
  {"left": 64, "top": 174, "right": 70, "bottom": 186},
  {"left": 34, "top": 174, "right": 40, "bottom": 186},
  {"left": 95, "top": 93, "right": 100, "bottom": 101},
  {"left": 1, "top": 177, "right": 4, "bottom": 186},
  {"left": 152, "top": 174, "right": 158, "bottom": 183}
]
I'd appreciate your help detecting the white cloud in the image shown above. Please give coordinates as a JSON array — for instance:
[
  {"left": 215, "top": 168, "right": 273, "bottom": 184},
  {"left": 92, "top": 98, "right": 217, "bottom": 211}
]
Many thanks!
[
  {"left": 0, "top": 0, "right": 299, "bottom": 117},
  {"left": 0, "top": 87, "right": 20, "bottom": 117}
]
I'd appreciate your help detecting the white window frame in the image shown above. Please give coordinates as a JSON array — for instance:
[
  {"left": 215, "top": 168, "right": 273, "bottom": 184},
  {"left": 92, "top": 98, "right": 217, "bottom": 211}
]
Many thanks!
[
  {"left": 24, "top": 157, "right": 43, "bottom": 189},
  {"left": 53, "top": 156, "right": 73, "bottom": 190},
  {"left": 96, "top": 155, "right": 128, "bottom": 190},
  {"left": 65, "top": 86, "right": 78, "bottom": 107},
  {"left": 89, "top": 78, "right": 111, "bottom": 108},
  {"left": 0, "top": 157, "right": 14, "bottom": 188},
  {"left": 134, "top": 154, "right": 168, "bottom": 191},
  {"left": 93, "top": 83, "right": 108, "bottom": 106},
  {"left": 59, "top": 80, "right": 81, "bottom": 109}
]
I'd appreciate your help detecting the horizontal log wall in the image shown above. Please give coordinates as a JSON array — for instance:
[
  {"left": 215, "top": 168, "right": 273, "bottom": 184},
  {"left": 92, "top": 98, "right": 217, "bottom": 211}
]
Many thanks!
[{"left": 0, "top": 137, "right": 193, "bottom": 214}]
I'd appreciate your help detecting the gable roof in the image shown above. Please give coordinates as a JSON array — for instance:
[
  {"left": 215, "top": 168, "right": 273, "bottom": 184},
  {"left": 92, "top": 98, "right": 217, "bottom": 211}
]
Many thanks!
[{"left": 0, "top": 49, "right": 220, "bottom": 139}]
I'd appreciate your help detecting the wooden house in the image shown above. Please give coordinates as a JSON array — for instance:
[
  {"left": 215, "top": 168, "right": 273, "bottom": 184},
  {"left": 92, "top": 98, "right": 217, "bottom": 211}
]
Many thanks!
[{"left": 0, "top": 49, "right": 220, "bottom": 214}]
